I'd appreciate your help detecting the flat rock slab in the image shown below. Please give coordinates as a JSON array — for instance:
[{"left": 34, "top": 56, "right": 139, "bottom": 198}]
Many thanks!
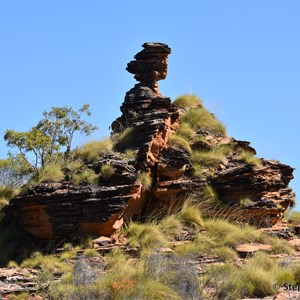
[{"left": 236, "top": 243, "right": 272, "bottom": 254}]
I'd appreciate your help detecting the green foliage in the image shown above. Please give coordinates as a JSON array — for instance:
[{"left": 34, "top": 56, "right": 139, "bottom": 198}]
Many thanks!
[
  {"left": 240, "top": 151, "right": 262, "bottom": 166},
  {"left": 36, "top": 103, "right": 98, "bottom": 155},
  {"left": 72, "top": 168, "right": 98, "bottom": 185},
  {"left": 4, "top": 127, "right": 54, "bottom": 175},
  {"left": 74, "top": 139, "right": 113, "bottom": 163},
  {"left": 138, "top": 171, "right": 152, "bottom": 191},
  {"left": 181, "top": 107, "right": 226, "bottom": 135},
  {"left": 4, "top": 104, "right": 98, "bottom": 175},
  {"left": 173, "top": 94, "right": 203, "bottom": 108},
  {"left": 100, "top": 164, "right": 115, "bottom": 179},
  {"left": 169, "top": 134, "right": 192, "bottom": 152},
  {"left": 35, "top": 163, "right": 65, "bottom": 183}
]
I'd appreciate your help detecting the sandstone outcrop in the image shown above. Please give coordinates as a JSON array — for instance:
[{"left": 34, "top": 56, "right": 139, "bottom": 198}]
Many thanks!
[{"left": 2, "top": 42, "right": 295, "bottom": 239}]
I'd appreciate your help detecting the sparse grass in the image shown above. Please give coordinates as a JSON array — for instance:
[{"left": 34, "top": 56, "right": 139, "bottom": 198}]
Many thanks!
[
  {"left": 83, "top": 248, "right": 100, "bottom": 258},
  {"left": 100, "top": 164, "right": 115, "bottom": 179},
  {"left": 74, "top": 139, "right": 113, "bottom": 162},
  {"left": 173, "top": 94, "right": 203, "bottom": 108},
  {"left": 181, "top": 107, "right": 226, "bottom": 135},
  {"left": 72, "top": 168, "right": 98, "bottom": 185},
  {"left": 21, "top": 251, "right": 71, "bottom": 273},
  {"left": 240, "top": 151, "right": 262, "bottom": 167},
  {"left": 10, "top": 292, "right": 30, "bottom": 300},
  {"left": 36, "top": 163, "right": 65, "bottom": 183},
  {"left": 138, "top": 172, "right": 152, "bottom": 191},
  {"left": 169, "top": 134, "right": 192, "bottom": 152}
]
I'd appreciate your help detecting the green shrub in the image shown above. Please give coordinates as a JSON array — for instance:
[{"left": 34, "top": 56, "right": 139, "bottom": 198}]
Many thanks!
[
  {"left": 173, "top": 94, "right": 203, "bottom": 108},
  {"left": 36, "top": 163, "right": 64, "bottom": 183},
  {"left": 138, "top": 172, "right": 152, "bottom": 191},
  {"left": 72, "top": 168, "right": 98, "bottom": 185},
  {"left": 169, "top": 134, "right": 192, "bottom": 152},
  {"left": 100, "top": 164, "right": 115, "bottom": 179},
  {"left": 75, "top": 139, "right": 113, "bottom": 162},
  {"left": 181, "top": 107, "right": 226, "bottom": 135}
]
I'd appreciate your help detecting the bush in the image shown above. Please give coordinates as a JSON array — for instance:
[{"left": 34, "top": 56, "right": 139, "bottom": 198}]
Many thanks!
[
  {"left": 138, "top": 172, "right": 152, "bottom": 191},
  {"left": 100, "top": 164, "right": 115, "bottom": 179},
  {"left": 173, "top": 94, "right": 203, "bottom": 108},
  {"left": 36, "top": 163, "right": 64, "bottom": 183},
  {"left": 181, "top": 107, "right": 226, "bottom": 135},
  {"left": 75, "top": 139, "right": 113, "bottom": 162}
]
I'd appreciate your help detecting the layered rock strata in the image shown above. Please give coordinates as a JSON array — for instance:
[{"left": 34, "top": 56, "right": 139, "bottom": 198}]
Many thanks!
[{"left": 2, "top": 42, "right": 295, "bottom": 238}]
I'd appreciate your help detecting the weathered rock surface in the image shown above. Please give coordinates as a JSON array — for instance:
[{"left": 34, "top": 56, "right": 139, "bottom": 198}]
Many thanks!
[{"left": 2, "top": 42, "right": 295, "bottom": 239}]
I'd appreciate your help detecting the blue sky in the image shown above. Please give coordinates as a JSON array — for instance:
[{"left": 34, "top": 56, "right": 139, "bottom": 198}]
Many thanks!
[{"left": 0, "top": 1, "right": 299, "bottom": 209}]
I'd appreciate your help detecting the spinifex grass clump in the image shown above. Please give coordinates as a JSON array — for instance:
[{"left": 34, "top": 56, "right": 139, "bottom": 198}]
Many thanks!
[
  {"left": 36, "top": 163, "right": 65, "bottom": 183},
  {"left": 173, "top": 94, "right": 203, "bottom": 108},
  {"left": 72, "top": 168, "right": 98, "bottom": 185},
  {"left": 181, "top": 106, "right": 226, "bottom": 135},
  {"left": 74, "top": 138, "right": 113, "bottom": 163}
]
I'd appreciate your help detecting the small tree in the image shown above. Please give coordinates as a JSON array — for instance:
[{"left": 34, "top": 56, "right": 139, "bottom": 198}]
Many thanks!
[
  {"left": 4, "top": 103, "right": 98, "bottom": 175},
  {"left": 36, "top": 103, "right": 98, "bottom": 155}
]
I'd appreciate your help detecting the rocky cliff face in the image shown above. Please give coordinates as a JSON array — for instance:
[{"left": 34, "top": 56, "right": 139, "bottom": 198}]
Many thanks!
[{"left": 3, "top": 42, "right": 295, "bottom": 239}]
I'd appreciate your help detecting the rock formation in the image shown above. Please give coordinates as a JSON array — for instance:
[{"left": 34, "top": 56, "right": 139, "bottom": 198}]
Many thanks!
[{"left": 2, "top": 42, "right": 295, "bottom": 239}]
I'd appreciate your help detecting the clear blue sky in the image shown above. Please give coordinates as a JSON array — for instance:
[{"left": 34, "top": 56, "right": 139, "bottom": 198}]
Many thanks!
[{"left": 0, "top": 1, "right": 299, "bottom": 209}]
